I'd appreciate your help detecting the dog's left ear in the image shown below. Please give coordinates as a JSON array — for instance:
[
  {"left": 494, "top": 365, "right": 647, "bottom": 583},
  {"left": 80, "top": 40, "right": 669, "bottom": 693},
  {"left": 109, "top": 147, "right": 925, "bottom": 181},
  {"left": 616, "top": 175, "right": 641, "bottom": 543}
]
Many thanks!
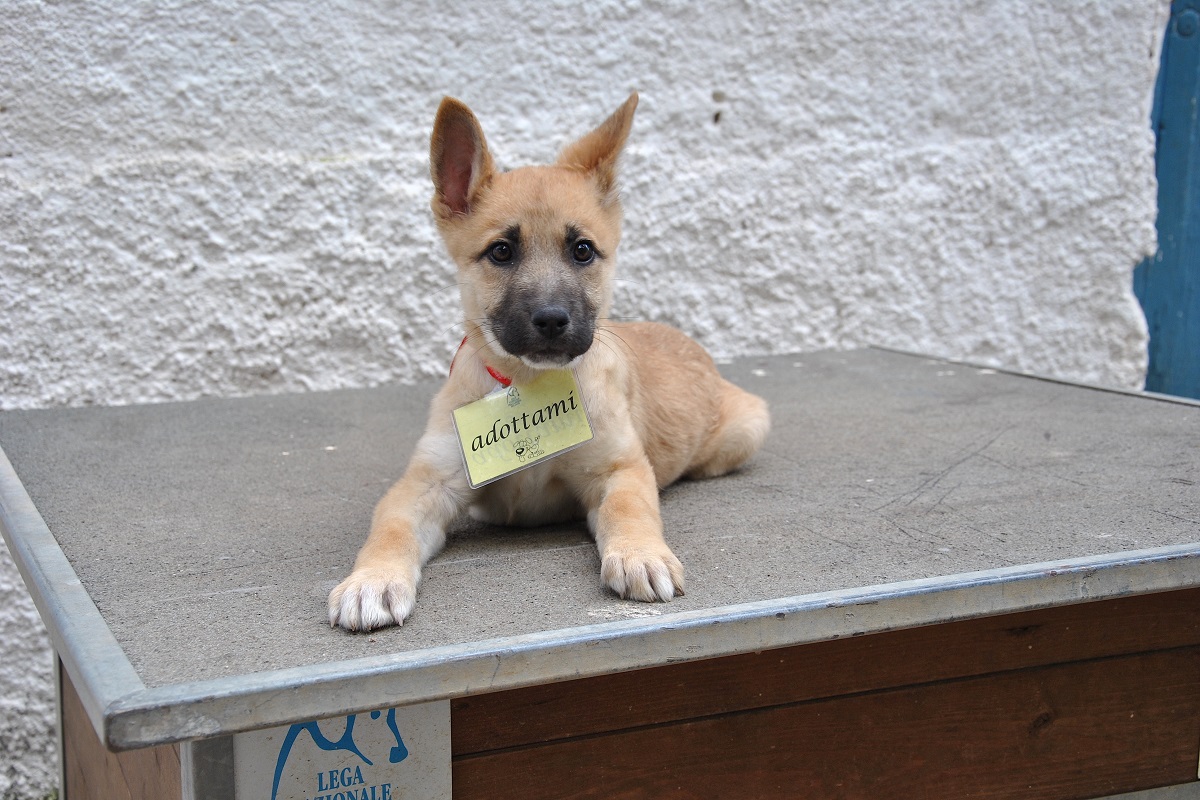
[{"left": 557, "top": 92, "right": 638, "bottom": 207}]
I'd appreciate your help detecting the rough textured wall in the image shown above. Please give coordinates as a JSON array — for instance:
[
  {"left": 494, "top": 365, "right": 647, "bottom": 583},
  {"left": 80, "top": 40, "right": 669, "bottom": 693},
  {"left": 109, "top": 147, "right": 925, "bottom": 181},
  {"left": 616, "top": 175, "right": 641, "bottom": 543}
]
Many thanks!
[{"left": 0, "top": 1, "right": 1166, "bottom": 796}]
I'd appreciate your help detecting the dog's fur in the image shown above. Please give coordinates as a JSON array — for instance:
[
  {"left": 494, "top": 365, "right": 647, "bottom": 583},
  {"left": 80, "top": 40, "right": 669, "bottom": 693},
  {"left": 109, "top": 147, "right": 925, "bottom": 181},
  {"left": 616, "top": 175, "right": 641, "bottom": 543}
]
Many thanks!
[{"left": 329, "top": 93, "right": 770, "bottom": 631}]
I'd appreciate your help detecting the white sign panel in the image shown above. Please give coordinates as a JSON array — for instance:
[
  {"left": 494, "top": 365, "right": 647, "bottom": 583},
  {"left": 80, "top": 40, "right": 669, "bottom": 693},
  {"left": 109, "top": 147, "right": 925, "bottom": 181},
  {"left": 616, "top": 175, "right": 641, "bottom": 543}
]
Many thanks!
[{"left": 232, "top": 701, "right": 451, "bottom": 800}]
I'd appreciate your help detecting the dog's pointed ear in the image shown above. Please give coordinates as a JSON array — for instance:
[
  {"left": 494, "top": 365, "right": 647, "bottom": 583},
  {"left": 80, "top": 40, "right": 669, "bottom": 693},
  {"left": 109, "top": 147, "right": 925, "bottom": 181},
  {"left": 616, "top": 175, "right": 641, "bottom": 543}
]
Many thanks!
[
  {"left": 556, "top": 92, "right": 638, "bottom": 206},
  {"left": 430, "top": 97, "right": 496, "bottom": 219}
]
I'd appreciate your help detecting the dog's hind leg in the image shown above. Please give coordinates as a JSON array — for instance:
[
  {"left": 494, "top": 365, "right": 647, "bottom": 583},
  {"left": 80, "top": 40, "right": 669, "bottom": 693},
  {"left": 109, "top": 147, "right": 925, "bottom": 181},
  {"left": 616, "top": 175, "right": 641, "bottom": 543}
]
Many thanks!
[{"left": 686, "top": 381, "right": 770, "bottom": 480}]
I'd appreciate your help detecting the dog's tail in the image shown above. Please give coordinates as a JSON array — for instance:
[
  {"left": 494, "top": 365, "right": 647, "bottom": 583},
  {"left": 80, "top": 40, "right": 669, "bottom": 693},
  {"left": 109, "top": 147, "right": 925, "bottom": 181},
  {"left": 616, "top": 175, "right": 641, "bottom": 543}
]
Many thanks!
[{"left": 687, "top": 382, "right": 770, "bottom": 479}]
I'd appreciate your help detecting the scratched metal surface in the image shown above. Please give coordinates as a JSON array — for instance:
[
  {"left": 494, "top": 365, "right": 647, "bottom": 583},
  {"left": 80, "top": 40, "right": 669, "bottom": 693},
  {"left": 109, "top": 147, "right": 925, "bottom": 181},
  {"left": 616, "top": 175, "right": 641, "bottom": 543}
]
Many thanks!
[{"left": 2, "top": 348, "right": 1198, "bottom": 696}]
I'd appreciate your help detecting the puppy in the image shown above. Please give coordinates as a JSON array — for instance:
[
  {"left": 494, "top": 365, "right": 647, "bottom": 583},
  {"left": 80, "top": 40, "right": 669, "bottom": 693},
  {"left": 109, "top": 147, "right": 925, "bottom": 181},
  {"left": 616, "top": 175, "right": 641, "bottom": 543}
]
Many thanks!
[{"left": 329, "top": 92, "right": 770, "bottom": 631}]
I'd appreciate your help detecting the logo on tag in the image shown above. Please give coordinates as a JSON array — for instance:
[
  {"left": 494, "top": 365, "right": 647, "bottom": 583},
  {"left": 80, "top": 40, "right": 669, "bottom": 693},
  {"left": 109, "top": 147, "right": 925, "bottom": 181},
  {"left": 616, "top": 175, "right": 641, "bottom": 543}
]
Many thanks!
[{"left": 452, "top": 369, "right": 593, "bottom": 488}]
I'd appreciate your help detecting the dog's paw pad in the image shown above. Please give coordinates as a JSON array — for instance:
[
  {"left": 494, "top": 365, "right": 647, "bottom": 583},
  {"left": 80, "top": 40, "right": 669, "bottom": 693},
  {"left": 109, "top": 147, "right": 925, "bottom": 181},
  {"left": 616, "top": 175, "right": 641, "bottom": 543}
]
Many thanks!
[
  {"left": 328, "top": 569, "right": 417, "bottom": 632},
  {"left": 601, "top": 549, "right": 684, "bottom": 603}
]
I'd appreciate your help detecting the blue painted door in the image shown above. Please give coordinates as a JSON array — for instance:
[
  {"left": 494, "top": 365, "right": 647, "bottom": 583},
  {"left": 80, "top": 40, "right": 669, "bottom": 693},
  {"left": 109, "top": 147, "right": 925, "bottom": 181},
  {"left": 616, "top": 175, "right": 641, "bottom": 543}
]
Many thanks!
[{"left": 1135, "top": 1, "right": 1200, "bottom": 399}]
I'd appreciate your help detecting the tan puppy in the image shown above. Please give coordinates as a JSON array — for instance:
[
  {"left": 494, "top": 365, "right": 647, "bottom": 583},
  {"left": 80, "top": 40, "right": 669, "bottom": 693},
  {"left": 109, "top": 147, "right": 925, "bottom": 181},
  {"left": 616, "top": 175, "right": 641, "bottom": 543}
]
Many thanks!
[{"left": 329, "top": 93, "right": 770, "bottom": 631}]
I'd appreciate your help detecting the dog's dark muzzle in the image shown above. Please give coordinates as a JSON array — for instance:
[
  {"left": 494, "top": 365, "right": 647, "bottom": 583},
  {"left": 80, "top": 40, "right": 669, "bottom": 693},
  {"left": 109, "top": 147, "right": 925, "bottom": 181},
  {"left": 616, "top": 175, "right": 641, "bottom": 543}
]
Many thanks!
[{"left": 492, "top": 295, "right": 595, "bottom": 364}]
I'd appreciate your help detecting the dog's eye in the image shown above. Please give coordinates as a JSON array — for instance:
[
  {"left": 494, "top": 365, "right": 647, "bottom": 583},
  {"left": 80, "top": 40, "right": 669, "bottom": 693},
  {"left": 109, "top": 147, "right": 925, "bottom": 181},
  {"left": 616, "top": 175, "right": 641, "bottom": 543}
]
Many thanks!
[
  {"left": 572, "top": 240, "right": 595, "bottom": 265},
  {"left": 487, "top": 242, "right": 514, "bottom": 265}
]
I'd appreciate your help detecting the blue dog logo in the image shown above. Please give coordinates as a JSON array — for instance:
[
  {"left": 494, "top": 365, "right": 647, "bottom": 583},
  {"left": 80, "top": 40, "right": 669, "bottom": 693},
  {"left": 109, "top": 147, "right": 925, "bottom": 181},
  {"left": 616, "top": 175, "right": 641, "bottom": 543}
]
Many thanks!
[{"left": 271, "top": 709, "right": 408, "bottom": 800}]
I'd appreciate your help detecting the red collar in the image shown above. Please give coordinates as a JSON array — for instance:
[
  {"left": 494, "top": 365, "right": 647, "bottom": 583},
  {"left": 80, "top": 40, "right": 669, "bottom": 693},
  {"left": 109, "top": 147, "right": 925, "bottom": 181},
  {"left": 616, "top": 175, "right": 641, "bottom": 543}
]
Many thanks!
[
  {"left": 485, "top": 364, "right": 513, "bottom": 387},
  {"left": 451, "top": 336, "right": 512, "bottom": 387}
]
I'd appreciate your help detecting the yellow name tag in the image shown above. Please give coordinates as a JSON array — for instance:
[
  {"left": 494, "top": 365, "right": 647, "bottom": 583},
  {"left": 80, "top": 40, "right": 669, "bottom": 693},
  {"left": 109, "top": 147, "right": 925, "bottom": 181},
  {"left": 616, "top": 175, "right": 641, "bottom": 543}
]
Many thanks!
[{"left": 452, "top": 370, "right": 593, "bottom": 488}]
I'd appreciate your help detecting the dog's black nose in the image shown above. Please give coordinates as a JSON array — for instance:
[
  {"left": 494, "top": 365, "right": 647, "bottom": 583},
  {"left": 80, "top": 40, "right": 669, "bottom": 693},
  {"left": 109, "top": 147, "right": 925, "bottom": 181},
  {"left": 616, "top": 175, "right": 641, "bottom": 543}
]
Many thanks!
[{"left": 531, "top": 306, "right": 570, "bottom": 340}]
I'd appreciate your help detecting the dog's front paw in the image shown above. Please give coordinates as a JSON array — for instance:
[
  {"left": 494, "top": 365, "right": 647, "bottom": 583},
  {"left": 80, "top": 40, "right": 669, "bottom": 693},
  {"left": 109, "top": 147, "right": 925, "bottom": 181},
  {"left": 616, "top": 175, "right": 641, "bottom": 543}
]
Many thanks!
[
  {"left": 328, "top": 566, "right": 418, "bottom": 631},
  {"left": 601, "top": 546, "right": 684, "bottom": 602}
]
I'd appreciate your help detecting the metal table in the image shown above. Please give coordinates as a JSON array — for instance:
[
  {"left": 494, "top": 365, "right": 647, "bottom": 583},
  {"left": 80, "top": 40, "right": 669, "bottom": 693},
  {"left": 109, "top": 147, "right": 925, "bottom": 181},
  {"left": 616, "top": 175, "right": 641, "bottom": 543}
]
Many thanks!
[{"left": 3, "top": 348, "right": 1198, "bottom": 799}]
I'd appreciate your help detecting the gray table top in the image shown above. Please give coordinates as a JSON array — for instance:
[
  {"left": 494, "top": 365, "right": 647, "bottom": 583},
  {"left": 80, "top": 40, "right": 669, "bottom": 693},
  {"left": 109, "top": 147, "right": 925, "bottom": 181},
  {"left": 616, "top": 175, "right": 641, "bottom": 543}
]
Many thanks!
[{"left": 2, "top": 348, "right": 1198, "bottom": 749}]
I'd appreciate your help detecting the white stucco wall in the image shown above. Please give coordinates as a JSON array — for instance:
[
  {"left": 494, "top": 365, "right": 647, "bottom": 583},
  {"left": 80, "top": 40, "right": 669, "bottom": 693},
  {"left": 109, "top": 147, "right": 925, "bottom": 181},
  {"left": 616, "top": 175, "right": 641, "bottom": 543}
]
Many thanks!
[{"left": 0, "top": 1, "right": 1166, "bottom": 796}]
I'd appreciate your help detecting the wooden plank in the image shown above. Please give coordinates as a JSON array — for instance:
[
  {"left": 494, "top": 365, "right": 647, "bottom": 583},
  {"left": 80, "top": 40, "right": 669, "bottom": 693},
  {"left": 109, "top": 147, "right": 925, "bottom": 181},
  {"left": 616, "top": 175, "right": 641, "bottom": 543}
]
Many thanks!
[
  {"left": 452, "top": 648, "right": 1200, "bottom": 800},
  {"left": 60, "top": 662, "right": 181, "bottom": 800},
  {"left": 453, "top": 588, "right": 1200, "bottom": 755}
]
